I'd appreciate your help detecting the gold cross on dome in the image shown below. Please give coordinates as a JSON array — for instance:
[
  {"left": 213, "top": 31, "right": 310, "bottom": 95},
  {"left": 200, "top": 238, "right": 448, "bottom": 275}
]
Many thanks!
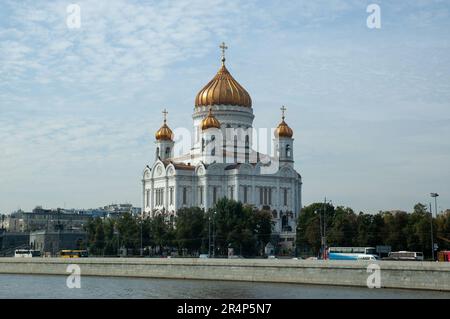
[
  {"left": 162, "top": 108, "right": 168, "bottom": 122},
  {"left": 220, "top": 42, "right": 228, "bottom": 63},
  {"left": 280, "top": 105, "right": 287, "bottom": 119}
]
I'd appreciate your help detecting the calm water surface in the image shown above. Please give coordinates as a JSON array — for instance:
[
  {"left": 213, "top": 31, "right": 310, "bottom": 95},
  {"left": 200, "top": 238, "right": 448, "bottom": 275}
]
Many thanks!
[{"left": 0, "top": 274, "right": 449, "bottom": 299}]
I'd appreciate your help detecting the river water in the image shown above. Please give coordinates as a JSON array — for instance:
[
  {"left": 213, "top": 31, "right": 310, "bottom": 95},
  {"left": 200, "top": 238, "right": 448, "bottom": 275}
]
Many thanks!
[{"left": 0, "top": 274, "right": 449, "bottom": 298}]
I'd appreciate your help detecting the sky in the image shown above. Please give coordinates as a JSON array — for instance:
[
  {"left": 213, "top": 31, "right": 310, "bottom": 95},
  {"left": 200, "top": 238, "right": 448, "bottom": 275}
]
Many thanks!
[{"left": 0, "top": 0, "right": 449, "bottom": 214}]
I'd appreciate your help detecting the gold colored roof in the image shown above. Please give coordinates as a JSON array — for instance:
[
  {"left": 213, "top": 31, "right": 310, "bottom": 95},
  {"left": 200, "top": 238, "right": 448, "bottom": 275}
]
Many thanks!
[
  {"left": 155, "top": 109, "right": 173, "bottom": 141},
  {"left": 201, "top": 107, "right": 221, "bottom": 130},
  {"left": 275, "top": 120, "right": 293, "bottom": 138},
  {"left": 195, "top": 43, "right": 252, "bottom": 108},
  {"left": 275, "top": 106, "right": 293, "bottom": 138}
]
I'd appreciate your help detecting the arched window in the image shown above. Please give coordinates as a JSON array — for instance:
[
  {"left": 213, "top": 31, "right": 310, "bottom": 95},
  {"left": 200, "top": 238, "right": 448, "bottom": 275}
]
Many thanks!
[
  {"left": 222, "top": 138, "right": 226, "bottom": 162},
  {"left": 243, "top": 186, "right": 248, "bottom": 203},
  {"left": 286, "top": 144, "right": 291, "bottom": 158},
  {"left": 282, "top": 214, "right": 288, "bottom": 228},
  {"left": 199, "top": 186, "right": 204, "bottom": 205},
  {"left": 213, "top": 187, "right": 217, "bottom": 204},
  {"left": 183, "top": 187, "right": 187, "bottom": 205},
  {"left": 234, "top": 136, "right": 238, "bottom": 163},
  {"left": 156, "top": 147, "right": 160, "bottom": 158},
  {"left": 245, "top": 135, "right": 249, "bottom": 163},
  {"left": 202, "top": 138, "right": 205, "bottom": 152},
  {"left": 165, "top": 147, "right": 171, "bottom": 156}
]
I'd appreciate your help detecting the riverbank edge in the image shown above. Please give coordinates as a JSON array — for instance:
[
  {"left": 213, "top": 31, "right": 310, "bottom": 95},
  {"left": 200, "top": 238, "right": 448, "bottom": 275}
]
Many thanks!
[{"left": 0, "top": 258, "right": 449, "bottom": 291}]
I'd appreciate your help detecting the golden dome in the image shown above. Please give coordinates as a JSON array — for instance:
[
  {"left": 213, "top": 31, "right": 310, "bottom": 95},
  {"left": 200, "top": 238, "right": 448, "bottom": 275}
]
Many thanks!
[
  {"left": 201, "top": 107, "right": 221, "bottom": 130},
  {"left": 275, "top": 106, "right": 293, "bottom": 138},
  {"left": 195, "top": 43, "right": 252, "bottom": 108},
  {"left": 155, "top": 109, "right": 173, "bottom": 141},
  {"left": 275, "top": 120, "right": 293, "bottom": 138}
]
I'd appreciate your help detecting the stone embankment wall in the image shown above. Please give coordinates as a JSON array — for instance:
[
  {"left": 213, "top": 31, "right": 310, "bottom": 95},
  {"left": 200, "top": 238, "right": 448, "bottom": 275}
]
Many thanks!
[{"left": 0, "top": 258, "right": 448, "bottom": 291}]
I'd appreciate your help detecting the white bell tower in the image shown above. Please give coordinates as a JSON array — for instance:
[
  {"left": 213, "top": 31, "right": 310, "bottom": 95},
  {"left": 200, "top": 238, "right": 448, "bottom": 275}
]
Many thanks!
[
  {"left": 154, "top": 109, "right": 174, "bottom": 161},
  {"left": 274, "top": 106, "right": 294, "bottom": 167}
]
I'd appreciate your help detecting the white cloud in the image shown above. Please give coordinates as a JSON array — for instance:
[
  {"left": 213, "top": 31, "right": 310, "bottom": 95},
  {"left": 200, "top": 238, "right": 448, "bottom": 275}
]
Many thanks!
[
  {"left": 1, "top": 0, "right": 450, "bottom": 213},
  {"left": 0, "top": 0, "right": 248, "bottom": 87}
]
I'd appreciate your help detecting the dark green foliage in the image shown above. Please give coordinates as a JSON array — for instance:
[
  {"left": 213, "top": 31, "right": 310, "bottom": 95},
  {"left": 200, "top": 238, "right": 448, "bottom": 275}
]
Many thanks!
[
  {"left": 175, "top": 207, "right": 207, "bottom": 255},
  {"left": 213, "top": 198, "right": 273, "bottom": 256},
  {"left": 297, "top": 202, "right": 450, "bottom": 259},
  {"left": 85, "top": 198, "right": 273, "bottom": 257}
]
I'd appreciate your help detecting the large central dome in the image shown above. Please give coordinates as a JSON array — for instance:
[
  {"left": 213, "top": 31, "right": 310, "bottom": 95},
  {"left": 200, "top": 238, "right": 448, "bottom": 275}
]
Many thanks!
[{"left": 195, "top": 62, "right": 252, "bottom": 108}]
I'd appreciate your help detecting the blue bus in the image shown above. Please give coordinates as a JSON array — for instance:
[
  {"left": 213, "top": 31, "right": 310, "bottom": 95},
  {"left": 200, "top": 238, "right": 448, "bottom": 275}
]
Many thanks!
[{"left": 327, "top": 247, "right": 378, "bottom": 261}]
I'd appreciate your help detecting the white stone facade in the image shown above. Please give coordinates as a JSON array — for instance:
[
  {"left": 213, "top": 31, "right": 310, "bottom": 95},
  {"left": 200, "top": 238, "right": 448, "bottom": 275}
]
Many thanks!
[{"left": 142, "top": 65, "right": 302, "bottom": 246}]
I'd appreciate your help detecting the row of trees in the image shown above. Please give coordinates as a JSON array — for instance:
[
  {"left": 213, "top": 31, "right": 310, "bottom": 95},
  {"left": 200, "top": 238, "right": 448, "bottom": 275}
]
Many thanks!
[
  {"left": 297, "top": 203, "right": 450, "bottom": 258},
  {"left": 85, "top": 198, "right": 273, "bottom": 257},
  {"left": 85, "top": 198, "right": 450, "bottom": 259}
]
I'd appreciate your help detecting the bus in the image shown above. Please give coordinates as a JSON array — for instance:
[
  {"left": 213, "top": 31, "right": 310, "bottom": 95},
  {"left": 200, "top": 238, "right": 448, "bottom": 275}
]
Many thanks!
[
  {"left": 327, "top": 247, "right": 378, "bottom": 261},
  {"left": 14, "top": 249, "right": 41, "bottom": 258},
  {"left": 387, "top": 251, "right": 424, "bottom": 261},
  {"left": 59, "top": 250, "right": 89, "bottom": 258}
]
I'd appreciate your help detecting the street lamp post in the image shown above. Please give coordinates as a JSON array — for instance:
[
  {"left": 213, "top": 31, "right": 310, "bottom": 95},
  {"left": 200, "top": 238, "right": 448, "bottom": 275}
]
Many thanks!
[
  {"left": 208, "top": 212, "right": 211, "bottom": 258},
  {"left": 140, "top": 218, "right": 143, "bottom": 257},
  {"left": 430, "top": 193, "right": 439, "bottom": 261},
  {"left": 323, "top": 198, "right": 327, "bottom": 260},
  {"left": 212, "top": 211, "right": 216, "bottom": 258},
  {"left": 316, "top": 209, "right": 323, "bottom": 259},
  {"left": 319, "top": 197, "right": 332, "bottom": 260},
  {"left": 114, "top": 228, "right": 120, "bottom": 257},
  {"left": 429, "top": 202, "right": 434, "bottom": 260}
]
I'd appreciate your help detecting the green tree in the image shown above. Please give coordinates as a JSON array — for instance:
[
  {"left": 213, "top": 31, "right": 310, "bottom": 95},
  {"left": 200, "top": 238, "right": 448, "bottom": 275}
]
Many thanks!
[
  {"left": 253, "top": 208, "right": 273, "bottom": 253},
  {"left": 382, "top": 211, "right": 409, "bottom": 251},
  {"left": 150, "top": 214, "right": 174, "bottom": 254},
  {"left": 327, "top": 206, "right": 357, "bottom": 247},
  {"left": 85, "top": 217, "right": 97, "bottom": 250},
  {"left": 296, "top": 202, "right": 334, "bottom": 256},
  {"left": 369, "top": 213, "right": 386, "bottom": 246},
  {"left": 103, "top": 218, "right": 116, "bottom": 255},
  {"left": 406, "top": 203, "right": 432, "bottom": 256},
  {"left": 175, "top": 207, "right": 207, "bottom": 255},
  {"left": 93, "top": 219, "right": 105, "bottom": 254},
  {"left": 116, "top": 212, "right": 139, "bottom": 252},
  {"left": 213, "top": 198, "right": 271, "bottom": 256},
  {"left": 355, "top": 213, "right": 371, "bottom": 246},
  {"left": 436, "top": 210, "right": 450, "bottom": 251}
]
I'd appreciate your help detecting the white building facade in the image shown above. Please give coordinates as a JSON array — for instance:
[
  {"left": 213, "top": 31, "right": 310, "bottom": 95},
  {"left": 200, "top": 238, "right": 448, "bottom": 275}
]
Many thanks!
[{"left": 142, "top": 47, "right": 302, "bottom": 246}]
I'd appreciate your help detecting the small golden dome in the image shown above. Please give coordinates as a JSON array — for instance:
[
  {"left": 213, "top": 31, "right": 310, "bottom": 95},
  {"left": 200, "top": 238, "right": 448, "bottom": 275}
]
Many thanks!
[
  {"left": 155, "top": 109, "right": 173, "bottom": 141},
  {"left": 275, "top": 120, "right": 293, "bottom": 138},
  {"left": 275, "top": 106, "right": 293, "bottom": 138},
  {"left": 195, "top": 43, "right": 252, "bottom": 108},
  {"left": 201, "top": 107, "right": 221, "bottom": 130}
]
